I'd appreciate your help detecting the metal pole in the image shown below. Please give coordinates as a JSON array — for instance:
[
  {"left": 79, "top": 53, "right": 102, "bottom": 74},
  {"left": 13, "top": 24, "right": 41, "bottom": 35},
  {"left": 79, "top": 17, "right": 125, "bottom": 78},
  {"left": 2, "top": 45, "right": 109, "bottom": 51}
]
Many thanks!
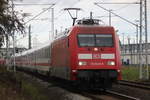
[
  {"left": 136, "top": 24, "right": 139, "bottom": 44},
  {"left": 28, "top": 25, "right": 31, "bottom": 49},
  {"left": 90, "top": 12, "right": 93, "bottom": 19},
  {"left": 144, "top": 0, "right": 149, "bottom": 79},
  {"left": 122, "top": 33, "right": 125, "bottom": 64},
  {"left": 11, "top": 0, "right": 16, "bottom": 72},
  {"left": 51, "top": 8, "right": 54, "bottom": 41},
  {"left": 128, "top": 36, "right": 132, "bottom": 65},
  {"left": 6, "top": 1, "right": 9, "bottom": 71},
  {"left": 139, "top": 0, "right": 142, "bottom": 79},
  {"left": 49, "top": 9, "right": 51, "bottom": 41},
  {"left": 133, "top": 39, "right": 136, "bottom": 65},
  {"left": 109, "top": 9, "right": 112, "bottom": 26},
  {"left": 136, "top": 24, "right": 139, "bottom": 66},
  {"left": 6, "top": 35, "right": 9, "bottom": 70},
  {"left": 13, "top": 32, "right": 16, "bottom": 72}
]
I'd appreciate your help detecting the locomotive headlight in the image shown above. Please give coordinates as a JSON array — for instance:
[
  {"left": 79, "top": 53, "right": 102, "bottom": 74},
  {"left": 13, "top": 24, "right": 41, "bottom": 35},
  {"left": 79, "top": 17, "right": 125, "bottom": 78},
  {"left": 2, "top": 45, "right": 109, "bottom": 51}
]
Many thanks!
[
  {"left": 78, "top": 61, "right": 87, "bottom": 66},
  {"left": 117, "top": 70, "right": 121, "bottom": 73},
  {"left": 107, "top": 61, "right": 115, "bottom": 66},
  {"left": 94, "top": 48, "right": 98, "bottom": 51}
]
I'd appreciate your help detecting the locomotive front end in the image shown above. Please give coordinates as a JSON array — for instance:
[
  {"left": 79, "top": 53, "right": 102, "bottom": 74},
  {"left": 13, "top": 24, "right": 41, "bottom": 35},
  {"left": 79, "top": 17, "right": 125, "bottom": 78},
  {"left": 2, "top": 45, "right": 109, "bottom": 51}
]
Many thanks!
[{"left": 69, "top": 20, "right": 121, "bottom": 88}]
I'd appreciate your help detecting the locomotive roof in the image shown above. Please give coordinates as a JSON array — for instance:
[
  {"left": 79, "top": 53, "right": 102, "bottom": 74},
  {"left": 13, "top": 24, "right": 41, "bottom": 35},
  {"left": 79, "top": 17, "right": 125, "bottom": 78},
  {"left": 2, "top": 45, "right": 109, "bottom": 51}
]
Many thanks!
[
  {"left": 75, "top": 24, "right": 113, "bottom": 28},
  {"left": 75, "top": 19, "right": 114, "bottom": 28}
]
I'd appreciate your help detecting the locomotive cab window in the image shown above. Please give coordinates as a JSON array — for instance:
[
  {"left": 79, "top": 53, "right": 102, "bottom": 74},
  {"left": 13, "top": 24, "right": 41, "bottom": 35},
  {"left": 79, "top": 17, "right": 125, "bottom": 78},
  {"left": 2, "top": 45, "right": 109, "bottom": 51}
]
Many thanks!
[
  {"left": 78, "top": 34, "right": 113, "bottom": 47},
  {"left": 96, "top": 34, "right": 113, "bottom": 47},
  {"left": 78, "top": 34, "right": 95, "bottom": 46}
]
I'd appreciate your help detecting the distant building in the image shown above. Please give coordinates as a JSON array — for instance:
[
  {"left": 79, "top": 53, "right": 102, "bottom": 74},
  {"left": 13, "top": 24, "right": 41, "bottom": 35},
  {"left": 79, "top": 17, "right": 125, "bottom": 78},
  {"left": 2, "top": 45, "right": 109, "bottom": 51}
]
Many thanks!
[
  {"left": 0, "top": 47, "right": 27, "bottom": 59},
  {"left": 121, "top": 43, "right": 150, "bottom": 65}
]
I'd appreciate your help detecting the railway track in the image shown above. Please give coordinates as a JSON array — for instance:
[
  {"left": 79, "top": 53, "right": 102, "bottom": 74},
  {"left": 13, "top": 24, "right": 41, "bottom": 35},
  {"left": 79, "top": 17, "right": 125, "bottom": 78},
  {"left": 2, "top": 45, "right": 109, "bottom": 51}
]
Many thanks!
[
  {"left": 119, "top": 80, "right": 150, "bottom": 90},
  {"left": 106, "top": 90, "right": 140, "bottom": 100},
  {"left": 78, "top": 90, "right": 140, "bottom": 100},
  {"left": 18, "top": 69, "right": 140, "bottom": 100}
]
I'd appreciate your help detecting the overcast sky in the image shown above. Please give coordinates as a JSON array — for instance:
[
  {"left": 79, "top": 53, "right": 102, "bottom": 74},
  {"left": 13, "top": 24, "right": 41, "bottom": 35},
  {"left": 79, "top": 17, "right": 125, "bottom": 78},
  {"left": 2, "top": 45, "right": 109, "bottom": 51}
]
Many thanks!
[{"left": 12, "top": 0, "right": 150, "bottom": 48}]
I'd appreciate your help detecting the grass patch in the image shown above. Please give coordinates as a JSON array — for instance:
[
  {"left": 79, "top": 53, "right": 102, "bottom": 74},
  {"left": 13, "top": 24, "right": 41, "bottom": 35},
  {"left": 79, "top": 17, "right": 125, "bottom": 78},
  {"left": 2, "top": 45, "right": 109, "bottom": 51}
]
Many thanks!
[
  {"left": 0, "top": 65, "right": 8, "bottom": 73},
  {"left": 0, "top": 66, "right": 49, "bottom": 100},
  {"left": 122, "top": 66, "right": 150, "bottom": 81},
  {"left": 21, "top": 80, "right": 49, "bottom": 100},
  {"left": 0, "top": 66, "right": 25, "bottom": 100},
  {"left": 122, "top": 66, "right": 139, "bottom": 81}
]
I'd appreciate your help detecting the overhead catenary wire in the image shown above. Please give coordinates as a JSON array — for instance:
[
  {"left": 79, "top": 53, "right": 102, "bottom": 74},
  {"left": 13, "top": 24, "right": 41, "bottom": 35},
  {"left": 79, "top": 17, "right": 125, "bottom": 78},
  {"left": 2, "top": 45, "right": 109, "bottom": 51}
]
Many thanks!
[
  {"left": 114, "top": 4, "right": 131, "bottom": 11},
  {"left": 95, "top": 2, "right": 140, "bottom": 4},
  {"left": 54, "top": 9, "right": 65, "bottom": 20},
  {"left": 15, "top": 5, "right": 65, "bottom": 44},
  {"left": 24, "top": 4, "right": 55, "bottom": 24},
  {"left": 94, "top": 3, "right": 138, "bottom": 27},
  {"left": 14, "top": 3, "right": 55, "bottom": 6}
]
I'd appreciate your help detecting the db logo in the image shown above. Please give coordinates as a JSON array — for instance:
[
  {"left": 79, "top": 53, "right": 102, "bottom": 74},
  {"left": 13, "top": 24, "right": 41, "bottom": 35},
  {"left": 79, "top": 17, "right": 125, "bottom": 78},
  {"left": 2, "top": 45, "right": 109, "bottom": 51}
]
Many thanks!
[{"left": 92, "top": 54, "right": 101, "bottom": 59}]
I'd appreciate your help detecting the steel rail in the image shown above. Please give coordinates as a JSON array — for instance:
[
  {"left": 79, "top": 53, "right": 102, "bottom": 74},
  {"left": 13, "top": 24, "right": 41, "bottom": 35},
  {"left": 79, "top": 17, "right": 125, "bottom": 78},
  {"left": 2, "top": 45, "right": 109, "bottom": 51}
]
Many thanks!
[
  {"left": 106, "top": 90, "right": 140, "bottom": 100},
  {"left": 119, "top": 80, "right": 150, "bottom": 90},
  {"left": 120, "top": 80, "right": 150, "bottom": 86}
]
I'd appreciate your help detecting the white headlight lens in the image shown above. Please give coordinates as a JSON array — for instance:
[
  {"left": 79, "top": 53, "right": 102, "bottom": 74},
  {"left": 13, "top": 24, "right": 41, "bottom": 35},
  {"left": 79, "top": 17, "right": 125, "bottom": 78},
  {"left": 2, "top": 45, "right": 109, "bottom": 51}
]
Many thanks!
[
  {"left": 107, "top": 61, "right": 115, "bottom": 65},
  {"left": 117, "top": 70, "right": 121, "bottom": 73},
  {"left": 78, "top": 61, "right": 87, "bottom": 66},
  {"left": 79, "top": 62, "right": 83, "bottom": 66},
  {"left": 94, "top": 48, "right": 98, "bottom": 51}
]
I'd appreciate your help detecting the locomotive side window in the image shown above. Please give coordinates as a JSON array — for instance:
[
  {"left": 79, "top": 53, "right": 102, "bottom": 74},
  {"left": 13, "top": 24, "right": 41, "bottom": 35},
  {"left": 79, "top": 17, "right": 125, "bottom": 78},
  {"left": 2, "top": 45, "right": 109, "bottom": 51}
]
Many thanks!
[
  {"left": 78, "top": 34, "right": 95, "bottom": 46},
  {"left": 78, "top": 34, "right": 113, "bottom": 47},
  {"left": 96, "top": 34, "right": 113, "bottom": 47}
]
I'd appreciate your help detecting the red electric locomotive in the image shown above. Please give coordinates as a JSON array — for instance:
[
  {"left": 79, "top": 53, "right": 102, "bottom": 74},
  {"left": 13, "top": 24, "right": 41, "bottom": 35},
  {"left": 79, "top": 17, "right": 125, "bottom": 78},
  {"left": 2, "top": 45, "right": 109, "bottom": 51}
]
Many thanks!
[
  {"left": 14, "top": 18, "right": 121, "bottom": 89},
  {"left": 51, "top": 19, "right": 121, "bottom": 88}
]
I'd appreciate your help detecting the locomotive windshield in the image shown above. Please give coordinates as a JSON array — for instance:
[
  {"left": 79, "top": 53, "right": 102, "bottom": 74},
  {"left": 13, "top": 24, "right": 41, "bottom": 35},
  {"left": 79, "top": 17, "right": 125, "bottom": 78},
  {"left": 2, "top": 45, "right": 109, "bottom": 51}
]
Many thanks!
[
  {"left": 78, "top": 34, "right": 113, "bottom": 47},
  {"left": 78, "top": 34, "right": 95, "bottom": 46}
]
